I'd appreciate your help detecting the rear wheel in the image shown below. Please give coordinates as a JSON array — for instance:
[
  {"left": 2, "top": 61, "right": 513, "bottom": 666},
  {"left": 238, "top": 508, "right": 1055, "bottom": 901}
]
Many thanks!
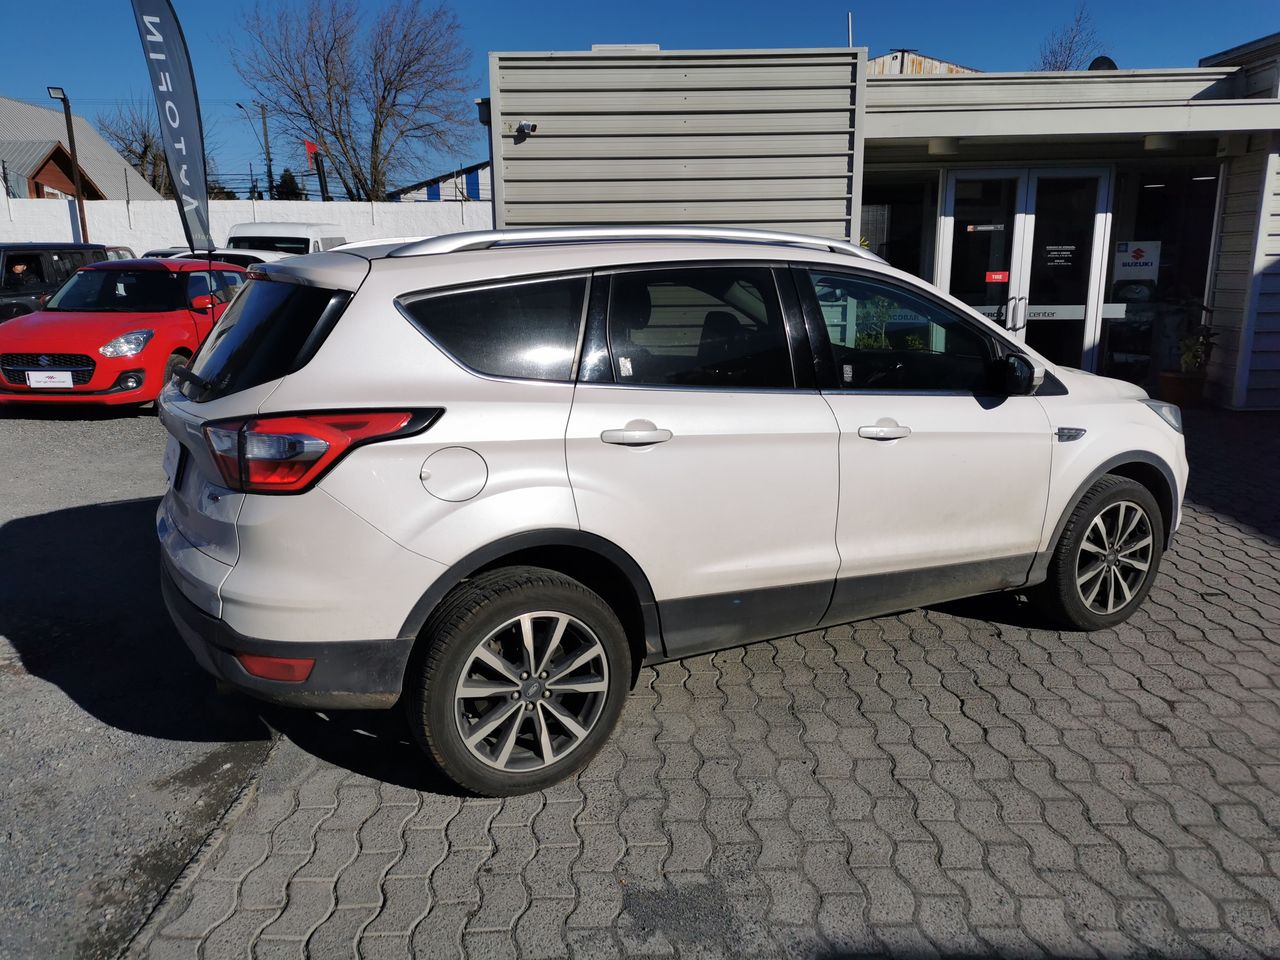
[
  {"left": 404, "top": 566, "right": 631, "bottom": 796},
  {"left": 1036, "top": 475, "right": 1164, "bottom": 630}
]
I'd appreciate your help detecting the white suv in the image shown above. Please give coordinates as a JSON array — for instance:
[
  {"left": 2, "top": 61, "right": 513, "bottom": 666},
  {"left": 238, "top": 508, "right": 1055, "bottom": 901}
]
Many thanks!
[{"left": 156, "top": 226, "right": 1188, "bottom": 795}]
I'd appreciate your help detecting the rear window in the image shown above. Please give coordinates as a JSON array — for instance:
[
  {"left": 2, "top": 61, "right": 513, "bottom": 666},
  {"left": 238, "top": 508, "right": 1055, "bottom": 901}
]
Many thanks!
[
  {"left": 227, "top": 236, "right": 310, "bottom": 255},
  {"left": 181, "top": 278, "right": 348, "bottom": 401},
  {"left": 399, "top": 276, "right": 586, "bottom": 382}
]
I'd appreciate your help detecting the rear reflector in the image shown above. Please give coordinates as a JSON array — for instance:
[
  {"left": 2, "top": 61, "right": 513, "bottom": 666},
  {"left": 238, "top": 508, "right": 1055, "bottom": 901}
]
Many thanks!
[
  {"left": 203, "top": 409, "right": 440, "bottom": 494},
  {"left": 236, "top": 652, "right": 315, "bottom": 682}
]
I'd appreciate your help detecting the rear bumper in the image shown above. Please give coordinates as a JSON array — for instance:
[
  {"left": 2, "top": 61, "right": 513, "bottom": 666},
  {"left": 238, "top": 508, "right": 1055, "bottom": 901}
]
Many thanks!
[{"left": 160, "top": 558, "right": 413, "bottom": 709}]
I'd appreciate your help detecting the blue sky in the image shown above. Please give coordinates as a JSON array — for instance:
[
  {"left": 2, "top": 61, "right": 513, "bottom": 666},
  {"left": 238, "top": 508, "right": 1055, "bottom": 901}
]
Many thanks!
[{"left": 1, "top": 0, "right": 1275, "bottom": 194}]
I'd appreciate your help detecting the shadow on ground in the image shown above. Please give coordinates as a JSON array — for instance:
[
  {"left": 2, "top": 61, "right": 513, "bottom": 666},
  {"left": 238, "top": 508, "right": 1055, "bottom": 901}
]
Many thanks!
[
  {"left": 1181, "top": 408, "right": 1280, "bottom": 544},
  {"left": 0, "top": 496, "right": 270, "bottom": 744},
  {"left": 0, "top": 403, "right": 154, "bottom": 422},
  {"left": 262, "top": 703, "right": 470, "bottom": 797}
]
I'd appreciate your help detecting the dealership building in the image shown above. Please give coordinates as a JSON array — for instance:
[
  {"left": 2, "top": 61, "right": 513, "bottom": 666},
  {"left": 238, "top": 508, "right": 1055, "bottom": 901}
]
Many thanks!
[{"left": 482, "top": 33, "right": 1280, "bottom": 408}]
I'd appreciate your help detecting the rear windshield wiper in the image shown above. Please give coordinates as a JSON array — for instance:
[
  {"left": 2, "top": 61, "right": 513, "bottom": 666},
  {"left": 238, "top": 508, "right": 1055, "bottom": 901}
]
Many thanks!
[{"left": 170, "top": 364, "right": 215, "bottom": 398}]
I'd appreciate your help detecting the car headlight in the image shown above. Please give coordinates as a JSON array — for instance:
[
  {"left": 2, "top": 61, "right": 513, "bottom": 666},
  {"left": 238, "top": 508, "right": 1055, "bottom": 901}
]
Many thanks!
[
  {"left": 99, "top": 329, "right": 154, "bottom": 358},
  {"left": 1141, "top": 399, "right": 1183, "bottom": 434}
]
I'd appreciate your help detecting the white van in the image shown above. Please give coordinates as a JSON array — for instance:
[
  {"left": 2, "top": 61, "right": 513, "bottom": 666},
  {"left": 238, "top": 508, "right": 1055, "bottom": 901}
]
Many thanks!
[{"left": 225, "top": 223, "right": 347, "bottom": 256}]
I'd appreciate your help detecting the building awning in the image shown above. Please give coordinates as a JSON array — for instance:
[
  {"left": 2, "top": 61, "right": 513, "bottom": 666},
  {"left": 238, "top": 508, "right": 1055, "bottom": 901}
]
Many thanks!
[{"left": 866, "top": 68, "right": 1280, "bottom": 141}]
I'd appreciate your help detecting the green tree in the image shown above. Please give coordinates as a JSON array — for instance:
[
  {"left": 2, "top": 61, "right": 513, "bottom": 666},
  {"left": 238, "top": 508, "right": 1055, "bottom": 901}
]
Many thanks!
[{"left": 275, "top": 168, "right": 304, "bottom": 200}]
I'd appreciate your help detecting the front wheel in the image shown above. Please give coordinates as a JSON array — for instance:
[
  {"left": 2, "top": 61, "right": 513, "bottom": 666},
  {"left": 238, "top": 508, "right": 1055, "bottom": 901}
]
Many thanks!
[
  {"left": 404, "top": 566, "right": 632, "bottom": 796},
  {"left": 1036, "top": 475, "right": 1165, "bottom": 630}
]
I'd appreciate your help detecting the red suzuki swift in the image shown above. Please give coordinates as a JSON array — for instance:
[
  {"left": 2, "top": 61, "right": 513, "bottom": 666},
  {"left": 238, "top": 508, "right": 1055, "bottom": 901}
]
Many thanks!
[{"left": 0, "top": 258, "right": 245, "bottom": 407}]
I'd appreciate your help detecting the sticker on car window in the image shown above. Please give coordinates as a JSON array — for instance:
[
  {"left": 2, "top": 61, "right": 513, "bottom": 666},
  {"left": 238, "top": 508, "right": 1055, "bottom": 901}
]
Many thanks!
[{"left": 618, "top": 356, "right": 633, "bottom": 378}]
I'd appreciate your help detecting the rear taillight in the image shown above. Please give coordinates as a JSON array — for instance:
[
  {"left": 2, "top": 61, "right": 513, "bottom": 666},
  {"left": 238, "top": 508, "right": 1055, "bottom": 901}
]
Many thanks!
[{"left": 203, "top": 410, "right": 438, "bottom": 493}]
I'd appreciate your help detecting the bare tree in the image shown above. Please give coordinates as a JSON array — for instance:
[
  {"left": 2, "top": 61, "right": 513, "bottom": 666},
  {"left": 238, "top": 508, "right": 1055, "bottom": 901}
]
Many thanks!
[
  {"left": 96, "top": 100, "right": 172, "bottom": 197},
  {"left": 1036, "top": 3, "right": 1106, "bottom": 71},
  {"left": 233, "top": 0, "right": 473, "bottom": 201},
  {"left": 97, "top": 101, "right": 226, "bottom": 199}
]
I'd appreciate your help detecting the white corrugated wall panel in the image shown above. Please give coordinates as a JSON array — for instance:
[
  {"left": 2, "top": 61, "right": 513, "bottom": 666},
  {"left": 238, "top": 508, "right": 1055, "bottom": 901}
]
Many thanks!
[{"left": 489, "top": 48, "right": 865, "bottom": 240}]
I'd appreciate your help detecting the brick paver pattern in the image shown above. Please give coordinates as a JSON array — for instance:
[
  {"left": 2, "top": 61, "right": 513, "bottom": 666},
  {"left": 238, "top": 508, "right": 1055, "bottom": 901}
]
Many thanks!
[{"left": 138, "top": 411, "right": 1280, "bottom": 959}]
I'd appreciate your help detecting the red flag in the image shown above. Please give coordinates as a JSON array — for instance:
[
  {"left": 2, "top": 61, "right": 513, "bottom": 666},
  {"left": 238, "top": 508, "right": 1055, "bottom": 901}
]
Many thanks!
[{"left": 304, "top": 140, "right": 318, "bottom": 170}]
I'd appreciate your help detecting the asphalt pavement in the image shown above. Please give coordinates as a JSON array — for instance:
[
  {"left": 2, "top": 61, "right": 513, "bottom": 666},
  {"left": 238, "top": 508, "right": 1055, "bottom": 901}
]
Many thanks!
[{"left": 0, "top": 406, "right": 274, "bottom": 959}]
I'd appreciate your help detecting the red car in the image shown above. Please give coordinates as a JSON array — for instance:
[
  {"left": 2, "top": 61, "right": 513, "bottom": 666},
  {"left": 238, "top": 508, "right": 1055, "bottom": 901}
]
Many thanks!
[{"left": 0, "top": 258, "right": 245, "bottom": 407}]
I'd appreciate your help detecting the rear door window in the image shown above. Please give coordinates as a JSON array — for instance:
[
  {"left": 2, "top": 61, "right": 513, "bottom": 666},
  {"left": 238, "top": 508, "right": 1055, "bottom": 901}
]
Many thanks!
[
  {"left": 181, "top": 278, "right": 350, "bottom": 401},
  {"left": 603, "top": 266, "right": 792, "bottom": 389},
  {"left": 399, "top": 275, "right": 586, "bottom": 382}
]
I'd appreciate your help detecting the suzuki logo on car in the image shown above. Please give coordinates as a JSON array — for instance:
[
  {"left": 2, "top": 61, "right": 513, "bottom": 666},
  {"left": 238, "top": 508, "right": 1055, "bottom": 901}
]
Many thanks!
[{"left": 38, "top": 355, "right": 51, "bottom": 367}]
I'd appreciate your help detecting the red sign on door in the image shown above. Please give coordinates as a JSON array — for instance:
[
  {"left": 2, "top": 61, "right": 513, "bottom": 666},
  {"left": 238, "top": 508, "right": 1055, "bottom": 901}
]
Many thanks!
[{"left": 986, "top": 270, "right": 1009, "bottom": 283}]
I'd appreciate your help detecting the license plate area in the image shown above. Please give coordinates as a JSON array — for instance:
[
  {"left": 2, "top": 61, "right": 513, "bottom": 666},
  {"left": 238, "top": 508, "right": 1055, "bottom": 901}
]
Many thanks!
[
  {"left": 26, "top": 370, "right": 73, "bottom": 388},
  {"left": 163, "top": 436, "right": 190, "bottom": 491}
]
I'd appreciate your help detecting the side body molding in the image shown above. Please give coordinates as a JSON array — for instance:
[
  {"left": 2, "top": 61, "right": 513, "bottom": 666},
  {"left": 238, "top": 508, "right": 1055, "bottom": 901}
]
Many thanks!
[{"left": 396, "top": 529, "right": 664, "bottom": 660}]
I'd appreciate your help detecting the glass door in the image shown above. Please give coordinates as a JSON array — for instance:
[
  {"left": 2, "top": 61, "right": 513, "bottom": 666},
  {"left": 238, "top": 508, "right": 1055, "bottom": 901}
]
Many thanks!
[
  {"left": 1021, "top": 170, "right": 1110, "bottom": 370},
  {"left": 938, "top": 168, "right": 1111, "bottom": 371},
  {"left": 937, "top": 172, "right": 1027, "bottom": 330}
]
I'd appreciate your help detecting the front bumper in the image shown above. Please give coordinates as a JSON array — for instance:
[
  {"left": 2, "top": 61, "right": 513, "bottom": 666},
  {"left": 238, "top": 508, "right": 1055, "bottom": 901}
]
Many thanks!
[
  {"left": 0, "top": 360, "right": 151, "bottom": 404},
  {"left": 160, "top": 559, "right": 413, "bottom": 709}
]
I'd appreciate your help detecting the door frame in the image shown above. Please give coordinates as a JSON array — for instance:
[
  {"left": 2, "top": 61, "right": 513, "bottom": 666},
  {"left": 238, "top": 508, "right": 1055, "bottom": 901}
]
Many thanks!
[{"left": 936, "top": 165, "right": 1114, "bottom": 371}]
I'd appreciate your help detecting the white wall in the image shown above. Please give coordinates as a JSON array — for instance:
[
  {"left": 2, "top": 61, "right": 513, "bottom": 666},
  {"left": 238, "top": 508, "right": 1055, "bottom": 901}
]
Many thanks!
[{"left": 0, "top": 197, "right": 493, "bottom": 253}]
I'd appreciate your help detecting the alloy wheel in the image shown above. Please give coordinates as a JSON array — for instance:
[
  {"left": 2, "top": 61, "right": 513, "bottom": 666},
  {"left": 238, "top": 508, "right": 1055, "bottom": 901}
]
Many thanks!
[
  {"left": 1074, "top": 500, "right": 1154, "bottom": 615},
  {"left": 453, "top": 611, "right": 609, "bottom": 772}
]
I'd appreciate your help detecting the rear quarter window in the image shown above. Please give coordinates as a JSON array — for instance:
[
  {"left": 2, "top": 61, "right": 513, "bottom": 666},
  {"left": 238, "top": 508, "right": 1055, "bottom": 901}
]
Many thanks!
[
  {"left": 399, "top": 276, "right": 586, "bottom": 382},
  {"left": 182, "top": 278, "right": 349, "bottom": 401}
]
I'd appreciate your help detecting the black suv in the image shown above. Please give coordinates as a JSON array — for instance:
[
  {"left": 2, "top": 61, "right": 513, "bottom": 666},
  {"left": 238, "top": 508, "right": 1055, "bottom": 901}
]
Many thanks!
[{"left": 0, "top": 243, "right": 109, "bottom": 322}]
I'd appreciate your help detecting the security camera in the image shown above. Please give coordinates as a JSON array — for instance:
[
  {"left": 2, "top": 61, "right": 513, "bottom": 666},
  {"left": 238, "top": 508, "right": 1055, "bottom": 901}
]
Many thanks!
[{"left": 515, "top": 120, "right": 538, "bottom": 136}]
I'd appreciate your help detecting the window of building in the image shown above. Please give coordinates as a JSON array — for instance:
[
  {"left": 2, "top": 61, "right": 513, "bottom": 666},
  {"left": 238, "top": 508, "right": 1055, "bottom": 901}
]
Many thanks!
[
  {"left": 806, "top": 269, "right": 994, "bottom": 392},
  {"left": 1099, "top": 163, "right": 1219, "bottom": 388},
  {"left": 606, "top": 266, "right": 792, "bottom": 389},
  {"left": 400, "top": 275, "right": 586, "bottom": 382},
  {"left": 861, "top": 172, "right": 939, "bottom": 280}
]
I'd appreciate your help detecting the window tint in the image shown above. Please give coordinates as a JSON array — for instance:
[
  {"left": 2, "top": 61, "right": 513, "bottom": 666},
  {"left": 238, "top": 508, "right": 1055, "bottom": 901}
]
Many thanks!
[
  {"left": 48, "top": 251, "right": 93, "bottom": 281},
  {"left": 47, "top": 268, "right": 186, "bottom": 312},
  {"left": 2, "top": 254, "right": 47, "bottom": 287},
  {"left": 606, "top": 266, "right": 791, "bottom": 388},
  {"left": 228, "top": 236, "right": 310, "bottom": 255},
  {"left": 183, "top": 279, "right": 348, "bottom": 401},
  {"left": 400, "top": 276, "right": 586, "bottom": 382},
  {"left": 807, "top": 270, "right": 995, "bottom": 392},
  {"left": 219, "top": 271, "right": 245, "bottom": 296},
  {"left": 187, "top": 271, "right": 237, "bottom": 304}
]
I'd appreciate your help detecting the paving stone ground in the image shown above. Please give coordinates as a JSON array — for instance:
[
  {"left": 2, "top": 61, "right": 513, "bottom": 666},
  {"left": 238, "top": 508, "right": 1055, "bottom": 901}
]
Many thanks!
[{"left": 134, "top": 409, "right": 1280, "bottom": 959}]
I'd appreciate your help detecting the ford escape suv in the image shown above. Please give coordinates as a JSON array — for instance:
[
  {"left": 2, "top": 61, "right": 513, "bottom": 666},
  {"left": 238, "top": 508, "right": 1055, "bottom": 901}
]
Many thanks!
[{"left": 156, "top": 226, "right": 1188, "bottom": 796}]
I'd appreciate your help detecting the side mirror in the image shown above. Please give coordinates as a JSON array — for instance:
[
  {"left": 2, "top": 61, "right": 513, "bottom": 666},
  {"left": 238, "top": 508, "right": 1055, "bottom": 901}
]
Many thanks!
[
  {"left": 190, "top": 294, "right": 215, "bottom": 311},
  {"left": 1003, "top": 353, "right": 1045, "bottom": 395},
  {"left": 38, "top": 294, "right": 51, "bottom": 307}
]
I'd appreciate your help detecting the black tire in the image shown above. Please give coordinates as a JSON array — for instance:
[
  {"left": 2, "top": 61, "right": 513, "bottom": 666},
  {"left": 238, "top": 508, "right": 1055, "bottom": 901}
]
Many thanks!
[
  {"left": 1035, "top": 475, "right": 1164, "bottom": 630},
  {"left": 138, "top": 353, "right": 188, "bottom": 413},
  {"left": 404, "top": 565, "right": 631, "bottom": 796},
  {"left": 163, "top": 352, "right": 189, "bottom": 384}
]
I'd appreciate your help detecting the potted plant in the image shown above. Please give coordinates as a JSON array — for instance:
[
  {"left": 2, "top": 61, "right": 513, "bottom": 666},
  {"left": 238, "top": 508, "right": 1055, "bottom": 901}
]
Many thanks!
[{"left": 1158, "top": 323, "right": 1216, "bottom": 407}]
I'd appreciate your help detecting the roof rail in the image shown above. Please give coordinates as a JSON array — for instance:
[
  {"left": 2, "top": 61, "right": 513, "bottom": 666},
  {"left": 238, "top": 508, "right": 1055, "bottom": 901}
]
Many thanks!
[{"left": 387, "top": 225, "right": 884, "bottom": 262}]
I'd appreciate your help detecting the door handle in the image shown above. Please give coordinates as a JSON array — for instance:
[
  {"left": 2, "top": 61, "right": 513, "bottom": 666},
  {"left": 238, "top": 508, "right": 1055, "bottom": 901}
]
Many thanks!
[
  {"left": 601, "top": 419, "right": 672, "bottom": 446},
  {"left": 857, "top": 423, "right": 911, "bottom": 441}
]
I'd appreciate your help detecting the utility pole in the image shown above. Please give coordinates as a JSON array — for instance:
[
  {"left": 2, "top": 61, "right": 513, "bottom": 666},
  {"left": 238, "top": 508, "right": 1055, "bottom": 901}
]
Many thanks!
[
  {"left": 260, "top": 104, "right": 275, "bottom": 201},
  {"left": 314, "top": 152, "right": 332, "bottom": 201},
  {"left": 47, "top": 87, "right": 89, "bottom": 242}
]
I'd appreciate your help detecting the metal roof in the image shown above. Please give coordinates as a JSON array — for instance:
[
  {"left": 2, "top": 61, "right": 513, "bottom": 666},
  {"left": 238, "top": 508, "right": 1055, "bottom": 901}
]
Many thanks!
[
  {"left": 0, "top": 96, "right": 163, "bottom": 201},
  {"left": 389, "top": 160, "right": 490, "bottom": 198},
  {"left": 0, "top": 140, "right": 59, "bottom": 194}
]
